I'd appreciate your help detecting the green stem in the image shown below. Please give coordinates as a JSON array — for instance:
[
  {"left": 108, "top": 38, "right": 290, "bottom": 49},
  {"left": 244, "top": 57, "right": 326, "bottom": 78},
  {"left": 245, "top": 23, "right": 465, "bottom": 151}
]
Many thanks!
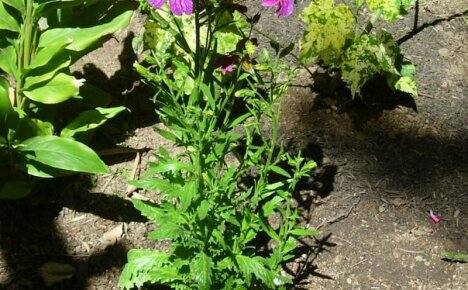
[{"left": 17, "top": 0, "right": 35, "bottom": 111}]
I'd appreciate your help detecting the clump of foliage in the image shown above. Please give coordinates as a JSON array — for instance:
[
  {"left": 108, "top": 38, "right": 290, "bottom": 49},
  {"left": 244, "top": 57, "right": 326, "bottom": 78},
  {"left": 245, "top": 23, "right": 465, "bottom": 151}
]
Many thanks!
[
  {"left": 300, "top": 0, "right": 418, "bottom": 97},
  {"left": 119, "top": 1, "right": 318, "bottom": 289},
  {"left": 0, "top": 0, "right": 134, "bottom": 199}
]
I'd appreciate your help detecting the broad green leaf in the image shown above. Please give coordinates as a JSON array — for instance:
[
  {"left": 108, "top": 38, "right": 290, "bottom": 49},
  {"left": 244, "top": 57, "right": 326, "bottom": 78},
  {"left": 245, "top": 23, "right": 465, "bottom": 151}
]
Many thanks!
[
  {"left": 24, "top": 58, "right": 71, "bottom": 87},
  {"left": 16, "top": 135, "right": 107, "bottom": 173},
  {"left": 0, "top": 2, "right": 20, "bottom": 32},
  {"left": 23, "top": 73, "right": 81, "bottom": 104},
  {"left": 1, "top": 0, "right": 25, "bottom": 13},
  {"left": 300, "top": 0, "right": 355, "bottom": 65},
  {"left": 17, "top": 157, "right": 75, "bottom": 178},
  {"left": 118, "top": 249, "right": 172, "bottom": 289},
  {"left": 366, "top": 0, "right": 416, "bottom": 22},
  {"left": 37, "top": 10, "right": 133, "bottom": 52},
  {"left": 0, "top": 180, "right": 32, "bottom": 199},
  {"left": 235, "top": 255, "right": 275, "bottom": 288},
  {"left": 13, "top": 117, "right": 53, "bottom": 143},
  {"left": 28, "top": 42, "right": 71, "bottom": 70},
  {"left": 0, "top": 76, "right": 12, "bottom": 116},
  {"left": 191, "top": 252, "right": 212, "bottom": 290},
  {"left": 60, "top": 106, "right": 126, "bottom": 138},
  {"left": 395, "top": 76, "right": 417, "bottom": 96},
  {"left": 341, "top": 35, "right": 381, "bottom": 95},
  {"left": 0, "top": 44, "right": 18, "bottom": 79}
]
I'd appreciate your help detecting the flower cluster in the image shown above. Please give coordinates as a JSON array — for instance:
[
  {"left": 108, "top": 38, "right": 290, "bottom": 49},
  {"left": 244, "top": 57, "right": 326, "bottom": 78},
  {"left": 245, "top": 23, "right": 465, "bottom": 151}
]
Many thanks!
[{"left": 147, "top": 0, "right": 294, "bottom": 17}]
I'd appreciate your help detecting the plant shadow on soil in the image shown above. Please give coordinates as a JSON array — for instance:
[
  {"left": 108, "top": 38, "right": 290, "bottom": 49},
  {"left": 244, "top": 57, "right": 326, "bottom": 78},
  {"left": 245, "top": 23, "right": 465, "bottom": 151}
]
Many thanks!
[{"left": 0, "top": 176, "right": 147, "bottom": 289}]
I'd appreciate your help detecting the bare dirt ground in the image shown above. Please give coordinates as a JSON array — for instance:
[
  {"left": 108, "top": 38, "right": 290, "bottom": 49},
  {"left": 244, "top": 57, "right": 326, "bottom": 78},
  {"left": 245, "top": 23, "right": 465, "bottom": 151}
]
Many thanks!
[{"left": 1, "top": 1, "right": 467, "bottom": 289}]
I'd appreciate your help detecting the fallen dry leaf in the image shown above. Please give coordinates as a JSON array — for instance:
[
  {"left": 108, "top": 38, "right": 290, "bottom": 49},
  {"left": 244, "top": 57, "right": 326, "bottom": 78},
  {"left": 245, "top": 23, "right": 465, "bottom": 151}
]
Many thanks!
[
  {"left": 39, "top": 262, "right": 75, "bottom": 287},
  {"left": 101, "top": 223, "right": 128, "bottom": 246}
]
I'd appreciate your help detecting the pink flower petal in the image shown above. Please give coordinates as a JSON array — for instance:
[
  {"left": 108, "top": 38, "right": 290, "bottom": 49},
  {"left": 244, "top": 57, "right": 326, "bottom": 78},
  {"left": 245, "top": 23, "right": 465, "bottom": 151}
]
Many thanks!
[{"left": 429, "top": 210, "right": 441, "bottom": 223}]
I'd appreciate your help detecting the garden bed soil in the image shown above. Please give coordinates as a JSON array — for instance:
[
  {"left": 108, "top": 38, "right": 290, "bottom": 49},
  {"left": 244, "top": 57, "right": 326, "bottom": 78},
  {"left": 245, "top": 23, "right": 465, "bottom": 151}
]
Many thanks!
[{"left": 1, "top": 1, "right": 467, "bottom": 289}]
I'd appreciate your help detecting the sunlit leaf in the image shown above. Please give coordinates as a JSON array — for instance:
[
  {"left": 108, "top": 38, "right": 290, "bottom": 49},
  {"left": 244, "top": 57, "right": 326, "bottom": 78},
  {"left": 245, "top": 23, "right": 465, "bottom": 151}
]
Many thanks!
[
  {"left": 23, "top": 73, "right": 81, "bottom": 104},
  {"left": 16, "top": 135, "right": 107, "bottom": 173},
  {"left": 300, "top": 0, "right": 355, "bottom": 65},
  {"left": 0, "top": 2, "right": 20, "bottom": 32}
]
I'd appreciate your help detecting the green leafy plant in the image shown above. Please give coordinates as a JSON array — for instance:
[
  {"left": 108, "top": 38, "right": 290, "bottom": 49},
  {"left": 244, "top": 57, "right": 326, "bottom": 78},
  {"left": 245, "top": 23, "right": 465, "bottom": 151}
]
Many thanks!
[
  {"left": 442, "top": 251, "right": 468, "bottom": 262},
  {"left": 0, "top": 0, "right": 134, "bottom": 199},
  {"left": 300, "top": 0, "right": 417, "bottom": 97},
  {"left": 119, "top": 2, "right": 318, "bottom": 289}
]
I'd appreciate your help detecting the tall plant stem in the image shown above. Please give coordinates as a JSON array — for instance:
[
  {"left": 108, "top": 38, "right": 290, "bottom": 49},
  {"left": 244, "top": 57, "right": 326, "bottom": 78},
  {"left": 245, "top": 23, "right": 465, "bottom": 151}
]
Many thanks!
[{"left": 17, "top": 0, "right": 34, "bottom": 110}]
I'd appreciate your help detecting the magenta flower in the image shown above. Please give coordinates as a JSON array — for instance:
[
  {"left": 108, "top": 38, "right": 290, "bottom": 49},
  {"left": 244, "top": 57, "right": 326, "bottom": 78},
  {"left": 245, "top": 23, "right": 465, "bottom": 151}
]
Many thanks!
[
  {"left": 148, "top": 0, "right": 193, "bottom": 15},
  {"left": 262, "top": 0, "right": 294, "bottom": 17}
]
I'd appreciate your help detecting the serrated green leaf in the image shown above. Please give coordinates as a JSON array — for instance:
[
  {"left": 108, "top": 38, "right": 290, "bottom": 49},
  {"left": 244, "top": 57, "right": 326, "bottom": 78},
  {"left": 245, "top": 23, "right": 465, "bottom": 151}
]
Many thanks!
[
  {"left": 60, "top": 106, "right": 126, "bottom": 138},
  {"left": 236, "top": 255, "right": 275, "bottom": 288},
  {"left": 23, "top": 73, "right": 81, "bottom": 104},
  {"left": 149, "top": 222, "right": 186, "bottom": 241},
  {"left": 16, "top": 135, "right": 107, "bottom": 173},
  {"left": 197, "top": 200, "right": 211, "bottom": 220},
  {"left": 191, "top": 252, "right": 212, "bottom": 290},
  {"left": 130, "top": 178, "right": 184, "bottom": 198},
  {"left": 0, "top": 2, "right": 20, "bottom": 32},
  {"left": 300, "top": 0, "right": 355, "bottom": 65},
  {"left": 118, "top": 249, "right": 172, "bottom": 289}
]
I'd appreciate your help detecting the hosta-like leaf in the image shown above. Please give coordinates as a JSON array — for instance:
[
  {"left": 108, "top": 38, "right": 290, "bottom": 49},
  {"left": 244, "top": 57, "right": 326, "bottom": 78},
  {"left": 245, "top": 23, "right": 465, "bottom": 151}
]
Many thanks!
[
  {"left": 300, "top": 0, "right": 355, "bottom": 65},
  {"left": 0, "top": 2, "right": 20, "bottom": 32},
  {"left": 23, "top": 73, "right": 81, "bottom": 104},
  {"left": 1, "top": 0, "right": 25, "bottom": 13},
  {"left": 38, "top": 10, "right": 133, "bottom": 52},
  {"left": 28, "top": 42, "right": 71, "bottom": 70},
  {"left": 0, "top": 44, "right": 18, "bottom": 79},
  {"left": 60, "top": 106, "right": 126, "bottom": 138},
  {"left": 366, "top": 0, "right": 416, "bottom": 22},
  {"left": 16, "top": 135, "right": 107, "bottom": 173}
]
